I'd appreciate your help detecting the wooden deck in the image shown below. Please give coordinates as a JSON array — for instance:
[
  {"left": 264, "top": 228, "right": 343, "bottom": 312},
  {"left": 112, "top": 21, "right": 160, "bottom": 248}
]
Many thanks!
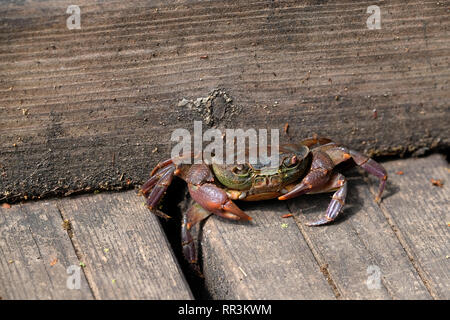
[
  {"left": 0, "top": 0, "right": 448, "bottom": 300},
  {"left": 1, "top": 154, "right": 448, "bottom": 299}
]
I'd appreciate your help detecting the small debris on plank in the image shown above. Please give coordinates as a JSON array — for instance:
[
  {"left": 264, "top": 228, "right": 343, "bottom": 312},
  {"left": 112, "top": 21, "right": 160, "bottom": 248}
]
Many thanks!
[
  {"left": 281, "top": 223, "right": 289, "bottom": 229},
  {"left": 1, "top": 203, "right": 11, "bottom": 209},
  {"left": 200, "top": 55, "right": 208, "bottom": 59},
  {"left": 396, "top": 171, "right": 404, "bottom": 175},
  {"left": 62, "top": 219, "right": 73, "bottom": 238},
  {"left": 50, "top": 258, "right": 58, "bottom": 267},
  {"left": 281, "top": 213, "right": 293, "bottom": 218},
  {"left": 430, "top": 179, "right": 444, "bottom": 187},
  {"left": 373, "top": 109, "right": 377, "bottom": 119},
  {"left": 79, "top": 262, "right": 86, "bottom": 268},
  {"left": 238, "top": 266, "right": 247, "bottom": 277},
  {"left": 283, "top": 123, "right": 289, "bottom": 135}
]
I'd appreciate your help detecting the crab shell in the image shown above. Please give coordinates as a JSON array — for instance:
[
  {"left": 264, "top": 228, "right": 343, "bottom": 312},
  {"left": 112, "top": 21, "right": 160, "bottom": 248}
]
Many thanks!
[{"left": 211, "top": 144, "right": 311, "bottom": 201}]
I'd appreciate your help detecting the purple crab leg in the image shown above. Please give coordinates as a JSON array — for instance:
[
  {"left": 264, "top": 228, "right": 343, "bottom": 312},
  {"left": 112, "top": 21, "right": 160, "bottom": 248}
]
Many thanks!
[
  {"left": 150, "top": 158, "right": 174, "bottom": 176},
  {"left": 306, "top": 174, "right": 348, "bottom": 226},
  {"left": 146, "top": 166, "right": 175, "bottom": 218},
  {"left": 278, "top": 150, "right": 334, "bottom": 200},
  {"left": 317, "top": 144, "right": 388, "bottom": 203},
  {"left": 181, "top": 203, "right": 211, "bottom": 275},
  {"left": 140, "top": 165, "right": 173, "bottom": 196},
  {"left": 346, "top": 149, "right": 387, "bottom": 202}
]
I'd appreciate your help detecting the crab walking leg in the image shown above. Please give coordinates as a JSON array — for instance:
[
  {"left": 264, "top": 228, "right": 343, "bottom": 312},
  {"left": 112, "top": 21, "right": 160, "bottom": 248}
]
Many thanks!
[
  {"left": 181, "top": 203, "right": 212, "bottom": 275},
  {"left": 145, "top": 166, "right": 175, "bottom": 218},
  {"left": 324, "top": 146, "right": 388, "bottom": 203},
  {"left": 139, "top": 165, "right": 174, "bottom": 196},
  {"left": 305, "top": 173, "right": 348, "bottom": 226},
  {"left": 278, "top": 150, "right": 334, "bottom": 200},
  {"left": 150, "top": 158, "right": 174, "bottom": 176},
  {"left": 300, "top": 135, "right": 333, "bottom": 148},
  {"left": 188, "top": 183, "right": 252, "bottom": 221},
  {"left": 347, "top": 149, "right": 387, "bottom": 202}
]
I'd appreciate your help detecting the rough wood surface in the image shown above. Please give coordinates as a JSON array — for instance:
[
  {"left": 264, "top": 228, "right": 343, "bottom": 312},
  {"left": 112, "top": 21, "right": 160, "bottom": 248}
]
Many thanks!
[
  {"left": 288, "top": 175, "right": 431, "bottom": 299},
  {"left": 0, "top": 0, "right": 448, "bottom": 202},
  {"left": 201, "top": 200, "right": 337, "bottom": 299},
  {"left": 0, "top": 190, "right": 193, "bottom": 299},
  {"left": 0, "top": 201, "right": 93, "bottom": 299},
  {"left": 197, "top": 154, "right": 448, "bottom": 299},
  {"left": 367, "top": 154, "right": 449, "bottom": 299},
  {"left": 56, "top": 191, "right": 193, "bottom": 299}
]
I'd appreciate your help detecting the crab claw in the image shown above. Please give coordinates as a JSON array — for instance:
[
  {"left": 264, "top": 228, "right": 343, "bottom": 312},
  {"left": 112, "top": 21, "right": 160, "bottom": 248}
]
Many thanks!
[{"left": 188, "top": 183, "right": 252, "bottom": 221}]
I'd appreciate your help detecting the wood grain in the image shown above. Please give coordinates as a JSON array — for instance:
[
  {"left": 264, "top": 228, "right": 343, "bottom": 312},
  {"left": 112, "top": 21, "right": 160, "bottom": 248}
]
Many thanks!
[
  {"left": 0, "top": 190, "right": 193, "bottom": 299},
  {"left": 0, "top": 0, "right": 448, "bottom": 202},
  {"left": 200, "top": 200, "right": 337, "bottom": 299},
  {"left": 367, "top": 154, "right": 449, "bottom": 299},
  {"left": 56, "top": 191, "right": 193, "bottom": 299},
  {"left": 288, "top": 173, "right": 432, "bottom": 299},
  {"left": 0, "top": 200, "right": 93, "bottom": 299}
]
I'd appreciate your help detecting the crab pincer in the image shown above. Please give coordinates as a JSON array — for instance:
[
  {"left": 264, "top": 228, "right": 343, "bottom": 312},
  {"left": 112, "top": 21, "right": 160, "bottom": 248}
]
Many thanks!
[{"left": 188, "top": 183, "right": 252, "bottom": 221}]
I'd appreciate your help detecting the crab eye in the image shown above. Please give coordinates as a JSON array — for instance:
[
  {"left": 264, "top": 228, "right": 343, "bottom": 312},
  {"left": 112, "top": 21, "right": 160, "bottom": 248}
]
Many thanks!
[
  {"left": 283, "top": 155, "right": 298, "bottom": 168},
  {"left": 232, "top": 164, "right": 250, "bottom": 175}
]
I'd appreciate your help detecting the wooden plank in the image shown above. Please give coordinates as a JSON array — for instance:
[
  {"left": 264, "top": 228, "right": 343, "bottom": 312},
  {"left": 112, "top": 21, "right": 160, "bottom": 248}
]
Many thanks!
[
  {"left": 199, "top": 200, "right": 337, "bottom": 299},
  {"left": 287, "top": 172, "right": 432, "bottom": 299},
  {"left": 0, "top": 0, "right": 448, "bottom": 202},
  {"left": 367, "top": 154, "right": 449, "bottom": 299},
  {"left": 56, "top": 190, "right": 193, "bottom": 299},
  {"left": 0, "top": 201, "right": 93, "bottom": 299}
]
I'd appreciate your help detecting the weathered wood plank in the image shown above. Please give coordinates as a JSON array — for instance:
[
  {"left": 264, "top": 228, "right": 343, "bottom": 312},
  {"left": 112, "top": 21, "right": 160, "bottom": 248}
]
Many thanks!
[
  {"left": 288, "top": 173, "right": 432, "bottom": 299},
  {"left": 200, "top": 200, "right": 337, "bottom": 299},
  {"left": 367, "top": 154, "right": 449, "bottom": 299},
  {"left": 0, "top": 201, "right": 93, "bottom": 299},
  {"left": 0, "top": 0, "right": 448, "bottom": 202},
  {"left": 56, "top": 191, "right": 193, "bottom": 299}
]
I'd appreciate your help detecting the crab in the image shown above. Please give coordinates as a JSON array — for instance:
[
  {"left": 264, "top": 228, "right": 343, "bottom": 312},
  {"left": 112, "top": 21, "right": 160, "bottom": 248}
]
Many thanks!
[{"left": 140, "top": 136, "right": 387, "bottom": 273}]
